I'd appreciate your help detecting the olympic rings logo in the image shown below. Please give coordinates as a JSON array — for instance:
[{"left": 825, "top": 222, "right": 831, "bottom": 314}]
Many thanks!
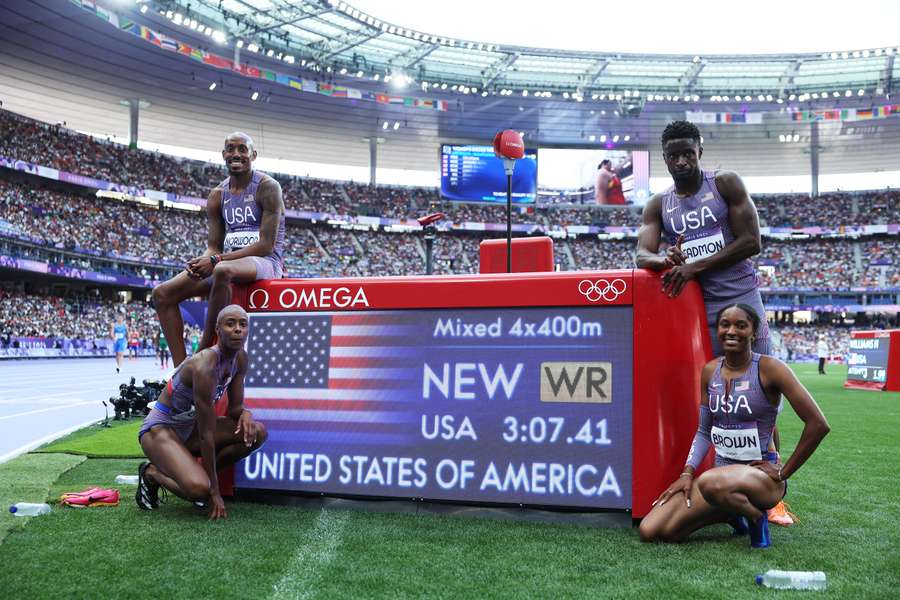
[{"left": 578, "top": 278, "right": 627, "bottom": 303}]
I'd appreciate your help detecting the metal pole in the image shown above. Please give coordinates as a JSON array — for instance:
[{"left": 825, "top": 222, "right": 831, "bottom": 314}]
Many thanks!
[
  {"left": 506, "top": 172, "right": 512, "bottom": 273},
  {"left": 128, "top": 99, "right": 139, "bottom": 150},
  {"left": 810, "top": 120, "right": 820, "bottom": 198}
]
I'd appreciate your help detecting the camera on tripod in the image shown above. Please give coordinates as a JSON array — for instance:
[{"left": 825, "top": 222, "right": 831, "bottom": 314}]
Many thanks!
[{"left": 109, "top": 377, "right": 166, "bottom": 420}]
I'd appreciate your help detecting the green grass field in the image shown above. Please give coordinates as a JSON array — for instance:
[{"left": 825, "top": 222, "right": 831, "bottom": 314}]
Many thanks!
[{"left": 1, "top": 364, "right": 898, "bottom": 599}]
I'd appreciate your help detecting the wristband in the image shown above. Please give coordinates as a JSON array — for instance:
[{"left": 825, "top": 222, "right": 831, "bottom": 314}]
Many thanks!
[
  {"left": 209, "top": 254, "right": 220, "bottom": 266},
  {"left": 679, "top": 471, "right": 693, "bottom": 478},
  {"left": 777, "top": 467, "right": 784, "bottom": 482}
]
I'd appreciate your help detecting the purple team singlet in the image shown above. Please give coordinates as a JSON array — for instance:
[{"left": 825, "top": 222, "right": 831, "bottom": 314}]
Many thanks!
[
  {"left": 220, "top": 170, "right": 285, "bottom": 269},
  {"left": 686, "top": 353, "right": 778, "bottom": 468},
  {"left": 660, "top": 171, "right": 758, "bottom": 301}
]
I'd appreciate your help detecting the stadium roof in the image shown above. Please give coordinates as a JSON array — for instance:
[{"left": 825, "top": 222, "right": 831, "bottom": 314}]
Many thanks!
[{"left": 155, "top": 0, "right": 898, "bottom": 103}]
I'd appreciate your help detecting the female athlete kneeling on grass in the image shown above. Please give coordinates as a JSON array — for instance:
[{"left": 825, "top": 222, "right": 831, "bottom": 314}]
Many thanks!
[
  {"left": 136, "top": 304, "right": 267, "bottom": 520},
  {"left": 639, "top": 303, "right": 829, "bottom": 548}
]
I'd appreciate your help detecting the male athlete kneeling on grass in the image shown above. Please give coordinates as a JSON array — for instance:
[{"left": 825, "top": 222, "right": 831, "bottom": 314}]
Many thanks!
[
  {"left": 136, "top": 305, "right": 267, "bottom": 520},
  {"left": 639, "top": 304, "right": 829, "bottom": 548}
]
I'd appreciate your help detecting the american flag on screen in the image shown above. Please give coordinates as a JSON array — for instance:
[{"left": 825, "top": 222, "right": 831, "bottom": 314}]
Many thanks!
[{"left": 244, "top": 313, "right": 421, "bottom": 446}]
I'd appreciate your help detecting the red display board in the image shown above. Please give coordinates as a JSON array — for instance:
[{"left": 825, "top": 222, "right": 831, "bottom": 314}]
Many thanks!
[
  {"left": 234, "top": 270, "right": 709, "bottom": 518},
  {"left": 845, "top": 329, "right": 900, "bottom": 392}
]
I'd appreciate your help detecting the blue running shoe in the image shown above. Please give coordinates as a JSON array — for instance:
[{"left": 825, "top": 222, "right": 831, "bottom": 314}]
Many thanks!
[
  {"left": 729, "top": 515, "right": 750, "bottom": 536},
  {"left": 750, "top": 514, "right": 772, "bottom": 548}
]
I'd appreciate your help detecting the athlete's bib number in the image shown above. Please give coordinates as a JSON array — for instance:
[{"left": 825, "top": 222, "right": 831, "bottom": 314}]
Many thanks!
[
  {"left": 682, "top": 230, "right": 725, "bottom": 264},
  {"left": 711, "top": 424, "right": 762, "bottom": 462},
  {"left": 224, "top": 230, "right": 260, "bottom": 252}
]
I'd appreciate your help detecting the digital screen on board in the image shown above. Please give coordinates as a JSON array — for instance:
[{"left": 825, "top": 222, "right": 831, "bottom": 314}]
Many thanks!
[
  {"left": 537, "top": 148, "right": 651, "bottom": 205},
  {"left": 846, "top": 335, "right": 891, "bottom": 383},
  {"left": 237, "top": 306, "right": 633, "bottom": 510},
  {"left": 440, "top": 144, "right": 538, "bottom": 203}
]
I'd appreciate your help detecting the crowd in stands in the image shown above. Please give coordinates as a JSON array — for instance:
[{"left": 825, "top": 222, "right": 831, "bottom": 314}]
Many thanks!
[
  {"left": 771, "top": 322, "right": 852, "bottom": 361},
  {"left": 0, "top": 289, "right": 156, "bottom": 342}
]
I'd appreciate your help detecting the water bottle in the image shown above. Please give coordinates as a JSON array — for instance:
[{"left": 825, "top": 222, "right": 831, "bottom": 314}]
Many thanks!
[
  {"left": 115, "top": 475, "right": 139, "bottom": 485},
  {"left": 9, "top": 503, "right": 52, "bottom": 517},
  {"left": 755, "top": 570, "right": 827, "bottom": 590}
]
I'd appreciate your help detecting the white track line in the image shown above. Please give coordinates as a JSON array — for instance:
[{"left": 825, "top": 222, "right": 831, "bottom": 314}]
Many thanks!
[
  {"left": 269, "top": 509, "right": 349, "bottom": 600},
  {"left": 0, "top": 401, "right": 100, "bottom": 421},
  {"left": 0, "top": 416, "right": 102, "bottom": 464}
]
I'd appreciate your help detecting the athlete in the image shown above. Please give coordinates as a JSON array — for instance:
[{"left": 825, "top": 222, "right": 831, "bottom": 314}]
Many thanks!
[
  {"left": 110, "top": 313, "right": 127, "bottom": 373},
  {"left": 157, "top": 327, "right": 170, "bottom": 369},
  {"left": 638, "top": 304, "right": 829, "bottom": 547},
  {"left": 128, "top": 328, "right": 140, "bottom": 361},
  {"left": 152, "top": 132, "right": 285, "bottom": 367},
  {"left": 595, "top": 159, "right": 626, "bottom": 205},
  {"left": 136, "top": 305, "right": 267, "bottom": 520},
  {"left": 635, "top": 120, "right": 793, "bottom": 525}
]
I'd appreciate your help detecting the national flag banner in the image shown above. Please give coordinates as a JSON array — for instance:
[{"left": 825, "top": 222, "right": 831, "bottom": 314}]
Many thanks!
[
  {"left": 244, "top": 312, "right": 420, "bottom": 447},
  {"left": 275, "top": 74, "right": 291, "bottom": 86},
  {"left": 331, "top": 86, "right": 349, "bottom": 98},
  {"left": 375, "top": 94, "right": 389, "bottom": 104},
  {"left": 347, "top": 88, "right": 362, "bottom": 100},
  {"left": 119, "top": 19, "right": 141, "bottom": 36},
  {"left": 139, "top": 25, "right": 161, "bottom": 46},
  {"left": 301, "top": 79, "right": 317, "bottom": 93},
  {"left": 160, "top": 36, "right": 178, "bottom": 52},
  {"left": 388, "top": 96, "right": 406, "bottom": 105},
  {"left": 177, "top": 42, "right": 192, "bottom": 56},
  {"left": 287, "top": 77, "right": 303, "bottom": 91},
  {"left": 262, "top": 70, "right": 277, "bottom": 81},
  {"left": 318, "top": 83, "right": 334, "bottom": 96},
  {"left": 203, "top": 53, "right": 232, "bottom": 69}
]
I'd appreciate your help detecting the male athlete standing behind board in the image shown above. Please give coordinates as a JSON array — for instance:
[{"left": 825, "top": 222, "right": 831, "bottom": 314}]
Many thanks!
[{"left": 635, "top": 120, "right": 795, "bottom": 526}]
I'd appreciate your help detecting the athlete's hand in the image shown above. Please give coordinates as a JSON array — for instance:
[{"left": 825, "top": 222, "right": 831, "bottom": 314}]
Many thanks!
[
  {"left": 208, "top": 493, "right": 227, "bottom": 521},
  {"left": 234, "top": 410, "right": 260, "bottom": 448},
  {"left": 187, "top": 255, "right": 215, "bottom": 279},
  {"left": 664, "top": 234, "right": 686, "bottom": 267},
  {"left": 662, "top": 263, "right": 698, "bottom": 297},
  {"left": 652, "top": 474, "right": 694, "bottom": 509},
  {"left": 750, "top": 460, "right": 782, "bottom": 482}
]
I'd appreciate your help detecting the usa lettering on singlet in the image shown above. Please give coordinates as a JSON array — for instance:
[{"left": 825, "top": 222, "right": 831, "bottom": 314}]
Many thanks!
[
  {"left": 219, "top": 171, "right": 285, "bottom": 261},
  {"left": 660, "top": 171, "right": 758, "bottom": 299}
]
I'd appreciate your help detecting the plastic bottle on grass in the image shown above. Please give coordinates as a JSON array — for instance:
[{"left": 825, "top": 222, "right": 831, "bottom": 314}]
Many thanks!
[
  {"left": 115, "top": 475, "right": 139, "bottom": 485},
  {"left": 9, "top": 503, "right": 51, "bottom": 517},
  {"left": 755, "top": 570, "right": 827, "bottom": 590}
]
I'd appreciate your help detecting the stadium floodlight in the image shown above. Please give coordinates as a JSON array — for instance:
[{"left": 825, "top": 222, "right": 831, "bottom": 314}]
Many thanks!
[
  {"left": 588, "top": 135, "right": 596, "bottom": 142},
  {"left": 723, "top": 95, "right": 730, "bottom": 101},
  {"left": 165, "top": 10, "right": 173, "bottom": 19},
  {"left": 373, "top": 73, "right": 380, "bottom": 81},
  {"left": 250, "top": 91, "right": 259, "bottom": 101},
  {"left": 766, "top": 94, "right": 773, "bottom": 102},
  {"left": 140, "top": 5, "right": 148, "bottom": 14},
  {"left": 757, "top": 94, "right": 765, "bottom": 101},
  {"left": 778, "top": 134, "right": 785, "bottom": 142},
  {"left": 875, "top": 48, "right": 883, "bottom": 56},
  {"left": 562, "top": 92, "right": 569, "bottom": 99},
  {"left": 692, "top": 55, "right": 700, "bottom": 63},
  {"left": 340, "top": 67, "right": 347, "bottom": 74},
  {"left": 599, "top": 134, "right": 607, "bottom": 142},
  {"left": 205, "top": 27, "right": 213, "bottom": 36},
  {"left": 793, "top": 133, "right": 800, "bottom": 142},
  {"left": 612, "top": 135, "right": 620, "bottom": 142},
  {"left": 208, "top": 82, "right": 217, "bottom": 91},
  {"left": 522, "top": 90, "right": 528, "bottom": 96},
  {"left": 266, "top": 49, "right": 274, "bottom": 57},
  {"left": 173, "top": 13, "right": 182, "bottom": 25},
  {"left": 382, "top": 121, "right": 389, "bottom": 130},
  {"left": 841, "top": 51, "right": 849, "bottom": 59},
  {"left": 247, "top": 43, "right": 259, "bottom": 53},
  {"left": 776, "top": 98, "right": 784, "bottom": 104},
  {"left": 591, "top": 93, "right": 598, "bottom": 100},
  {"left": 830, "top": 52, "right": 838, "bottom": 60},
  {"left": 236, "top": 40, "right": 244, "bottom": 48},
  {"left": 393, "top": 121, "right": 400, "bottom": 130},
  {"left": 391, "top": 73, "right": 409, "bottom": 89},
  {"left": 858, "top": 89, "right": 865, "bottom": 95},
  {"left": 811, "top": 92, "right": 819, "bottom": 98},
  {"left": 863, "top": 49, "right": 870, "bottom": 57},
  {"left": 845, "top": 90, "right": 852, "bottom": 97},
  {"left": 852, "top": 50, "right": 861, "bottom": 58},
  {"left": 832, "top": 91, "right": 840, "bottom": 97},
  {"left": 481, "top": 91, "right": 488, "bottom": 97},
  {"left": 213, "top": 31, "right": 226, "bottom": 44},
  {"left": 624, "top": 135, "right": 631, "bottom": 142},
  {"left": 472, "top": 87, "right": 478, "bottom": 93},
  {"left": 451, "top": 84, "right": 458, "bottom": 91},
  {"left": 440, "top": 83, "right": 447, "bottom": 90},
  {"left": 788, "top": 94, "right": 796, "bottom": 100}
]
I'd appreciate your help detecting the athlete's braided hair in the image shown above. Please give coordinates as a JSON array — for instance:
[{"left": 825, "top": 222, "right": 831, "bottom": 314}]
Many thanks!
[{"left": 661, "top": 120, "right": 702, "bottom": 146}]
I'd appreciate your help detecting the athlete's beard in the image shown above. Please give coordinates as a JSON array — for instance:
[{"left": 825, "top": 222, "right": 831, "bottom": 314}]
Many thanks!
[{"left": 672, "top": 167, "right": 701, "bottom": 187}]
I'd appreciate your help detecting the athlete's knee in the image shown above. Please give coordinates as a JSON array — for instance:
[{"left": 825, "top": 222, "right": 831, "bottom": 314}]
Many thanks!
[
  {"left": 638, "top": 518, "right": 659, "bottom": 543},
  {"left": 151, "top": 282, "right": 171, "bottom": 307},
  {"left": 211, "top": 262, "right": 236, "bottom": 285},
  {"left": 697, "top": 471, "right": 727, "bottom": 503},
  {"left": 182, "top": 475, "right": 211, "bottom": 501}
]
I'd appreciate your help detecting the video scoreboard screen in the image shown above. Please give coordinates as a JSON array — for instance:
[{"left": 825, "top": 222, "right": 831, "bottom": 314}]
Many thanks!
[
  {"left": 847, "top": 334, "right": 891, "bottom": 384},
  {"left": 237, "top": 305, "right": 632, "bottom": 510},
  {"left": 440, "top": 144, "right": 538, "bottom": 203}
]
